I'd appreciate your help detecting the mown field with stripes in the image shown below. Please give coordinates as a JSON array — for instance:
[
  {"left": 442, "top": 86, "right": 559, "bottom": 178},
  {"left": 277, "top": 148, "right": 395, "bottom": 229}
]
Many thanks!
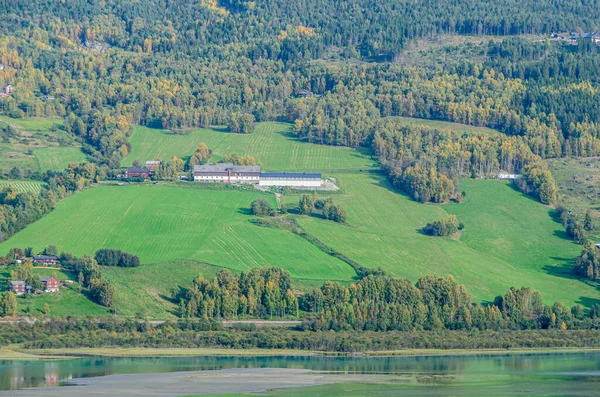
[
  {"left": 0, "top": 180, "right": 45, "bottom": 193},
  {"left": 126, "top": 122, "right": 377, "bottom": 172},
  {"left": 0, "top": 184, "right": 355, "bottom": 316},
  {"left": 293, "top": 173, "right": 594, "bottom": 307}
]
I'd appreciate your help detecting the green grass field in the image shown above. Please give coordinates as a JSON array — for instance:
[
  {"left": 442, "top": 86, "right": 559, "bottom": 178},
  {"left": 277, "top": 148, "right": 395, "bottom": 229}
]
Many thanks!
[
  {"left": 392, "top": 116, "right": 502, "bottom": 135},
  {"left": 0, "top": 116, "right": 62, "bottom": 131},
  {"left": 0, "top": 116, "right": 87, "bottom": 172},
  {"left": 126, "top": 122, "right": 377, "bottom": 171},
  {"left": 547, "top": 157, "right": 600, "bottom": 210},
  {"left": 1, "top": 117, "right": 599, "bottom": 316},
  {"left": 0, "top": 180, "right": 45, "bottom": 193},
  {"left": 294, "top": 174, "right": 597, "bottom": 306},
  {"left": 0, "top": 184, "right": 354, "bottom": 316},
  {"left": 34, "top": 147, "right": 87, "bottom": 171}
]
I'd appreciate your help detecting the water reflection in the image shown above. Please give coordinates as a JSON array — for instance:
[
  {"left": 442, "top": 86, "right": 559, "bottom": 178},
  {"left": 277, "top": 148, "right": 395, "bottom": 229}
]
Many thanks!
[{"left": 1, "top": 352, "right": 599, "bottom": 391}]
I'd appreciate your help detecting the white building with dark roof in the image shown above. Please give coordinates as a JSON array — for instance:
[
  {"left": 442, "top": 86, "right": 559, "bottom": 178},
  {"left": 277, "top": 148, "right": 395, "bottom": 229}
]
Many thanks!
[
  {"left": 194, "top": 163, "right": 260, "bottom": 184},
  {"left": 259, "top": 172, "right": 322, "bottom": 187},
  {"left": 193, "top": 164, "right": 323, "bottom": 187}
]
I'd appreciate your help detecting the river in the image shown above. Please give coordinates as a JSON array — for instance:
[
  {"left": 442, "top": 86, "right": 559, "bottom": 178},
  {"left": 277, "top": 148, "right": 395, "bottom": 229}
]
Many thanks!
[{"left": 1, "top": 352, "right": 600, "bottom": 396}]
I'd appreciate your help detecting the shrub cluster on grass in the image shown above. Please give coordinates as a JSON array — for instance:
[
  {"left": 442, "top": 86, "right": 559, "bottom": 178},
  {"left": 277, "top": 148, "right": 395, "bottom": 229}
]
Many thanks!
[{"left": 94, "top": 249, "right": 140, "bottom": 268}]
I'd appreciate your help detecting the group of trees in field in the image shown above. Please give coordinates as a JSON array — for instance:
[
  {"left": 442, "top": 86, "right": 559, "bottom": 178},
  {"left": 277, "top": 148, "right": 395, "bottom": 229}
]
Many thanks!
[
  {"left": 298, "top": 194, "right": 346, "bottom": 223},
  {"left": 94, "top": 249, "right": 140, "bottom": 268},
  {"left": 179, "top": 268, "right": 298, "bottom": 319},
  {"left": 59, "top": 252, "right": 115, "bottom": 307},
  {"left": 423, "top": 215, "right": 462, "bottom": 236},
  {"left": 514, "top": 160, "right": 558, "bottom": 205},
  {"left": 250, "top": 198, "right": 276, "bottom": 216},
  {"left": 220, "top": 153, "right": 257, "bottom": 166}
]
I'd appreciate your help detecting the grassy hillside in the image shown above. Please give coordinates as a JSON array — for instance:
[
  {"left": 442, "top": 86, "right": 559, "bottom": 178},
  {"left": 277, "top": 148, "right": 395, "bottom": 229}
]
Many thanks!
[
  {"left": 547, "top": 157, "right": 600, "bottom": 216},
  {"left": 126, "top": 122, "right": 377, "bottom": 171},
  {"left": 0, "top": 116, "right": 87, "bottom": 172},
  {"left": 35, "top": 147, "right": 87, "bottom": 171},
  {"left": 294, "top": 174, "right": 596, "bottom": 306},
  {"left": 0, "top": 183, "right": 354, "bottom": 280},
  {"left": 1, "top": 117, "right": 598, "bottom": 316}
]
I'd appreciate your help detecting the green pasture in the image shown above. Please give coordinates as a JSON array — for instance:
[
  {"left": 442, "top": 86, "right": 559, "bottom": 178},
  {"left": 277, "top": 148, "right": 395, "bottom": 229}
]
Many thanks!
[
  {"left": 0, "top": 180, "right": 45, "bottom": 193},
  {"left": 0, "top": 116, "right": 62, "bottom": 132},
  {"left": 0, "top": 184, "right": 354, "bottom": 317},
  {"left": 34, "top": 147, "right": 87, "bottom": 171},
  {"left": 392, "top": 116, "right": 502, "bottom": 135},
  {"left": 295, "top": 173, "right": 597, "bottom": 306},
  {"left": 547, "top": 157, "right": 600, "bottom": 218},
  {"left": 125, "top": 122, "right": 376, "bottom": 171},
  {"left": 0, "top": 116, "right": 86, "bottom": 172}
]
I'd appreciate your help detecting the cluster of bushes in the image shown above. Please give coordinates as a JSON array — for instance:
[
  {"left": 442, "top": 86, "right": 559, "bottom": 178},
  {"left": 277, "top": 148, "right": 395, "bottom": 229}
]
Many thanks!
[
  {"left": 555, "top": 206, "right": 594, "bottom": 245},
  {"left": 94, "top": 249, "right": 140, "bottom": 268},
  {"left": 60, "top": 253, "right": 115, "bottom": 307},
  {"left": 514, "top": 161, "right": 558, "bottom": 205},
  {"left": 299, "top": 194, "right": 346, "bottom": 223},
  {"left": 423, "top": 215, "right": 462, "bottom": 236},
  {"left": 250, "top": 198, "right": 276, "bottom": 216},
  {"left": 186, "top": 143, "right": 212, "bottom": 171},
  {"left": 574, "top": 244, "right": 600, "bottom": 280},
  {"left": 177, "top": 266, "right": 600, "bottom": 332},
  {"left": 228, "top": 113, "right": 256, "bottom": 134}
]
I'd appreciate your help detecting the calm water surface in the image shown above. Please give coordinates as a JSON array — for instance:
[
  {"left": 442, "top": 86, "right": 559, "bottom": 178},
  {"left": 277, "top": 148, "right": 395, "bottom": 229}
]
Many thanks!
[{"left": 1, "top": 352, "right": 600, "bottom": 395}]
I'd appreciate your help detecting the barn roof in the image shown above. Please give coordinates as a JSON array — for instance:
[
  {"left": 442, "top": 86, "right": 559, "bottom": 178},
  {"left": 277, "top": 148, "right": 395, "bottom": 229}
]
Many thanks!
[
  {"left": 33, "top": 255, "right": 58, "bottom": 260},
  {"left": 260, "top": 172, "right": 321, "bottom": 179},
  {"left": 9, "top": 280, "right": 26, "bottom": 286},
  {"left": 41, "top": 276, "right": 55, "bottom": 282},
  {"left": 194, "top": 163, "right": 261, "bottom": 173},
  {"left": 126, "top": 167, "right": 150, "bottom": 173}
]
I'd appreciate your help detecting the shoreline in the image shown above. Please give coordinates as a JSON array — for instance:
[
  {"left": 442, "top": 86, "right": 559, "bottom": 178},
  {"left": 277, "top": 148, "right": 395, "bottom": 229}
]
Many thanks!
[{"left": 3, "top": 346, "right": 600, "bottom": 360}]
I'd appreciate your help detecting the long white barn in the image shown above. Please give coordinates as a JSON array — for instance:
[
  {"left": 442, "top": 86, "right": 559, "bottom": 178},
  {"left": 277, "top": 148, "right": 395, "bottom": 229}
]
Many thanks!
[
  {"left": 193, "top": 164, "right": 323, "bottom": 187},
  {"left": 259, "top": 172, "right": 322, "bottom": 187}
]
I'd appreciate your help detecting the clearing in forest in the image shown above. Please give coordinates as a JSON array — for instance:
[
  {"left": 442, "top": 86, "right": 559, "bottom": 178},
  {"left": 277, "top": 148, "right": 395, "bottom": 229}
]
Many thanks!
[
  {"left": 0, "top": 180, "right": 45, "bottom": 194},
  {"left": 392, "top": 116, "right": 503, "bottom": 135},
  {"left": 125, "top": 122, "right": 377, "bottom": 172},
  {"left": 0, "top": 116, "right": 87, "bottom": 172}
]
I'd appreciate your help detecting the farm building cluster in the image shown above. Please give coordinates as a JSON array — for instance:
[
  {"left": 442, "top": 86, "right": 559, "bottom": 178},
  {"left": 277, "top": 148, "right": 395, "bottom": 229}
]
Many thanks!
[
  {"left": 9, "top": 276, "right": 60, "bottom": 295},
  {"left": 193, "top": 163, "right": 324, "bottom": 188},
  {"left": 550, "top": 32, "right": 600, "bottom": 43},
  {"left": 8, "top": 255, "right": 65, "bottom": 295},
  {"left": 124, "top": 161, "right": 326, "bottom": 188}
]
